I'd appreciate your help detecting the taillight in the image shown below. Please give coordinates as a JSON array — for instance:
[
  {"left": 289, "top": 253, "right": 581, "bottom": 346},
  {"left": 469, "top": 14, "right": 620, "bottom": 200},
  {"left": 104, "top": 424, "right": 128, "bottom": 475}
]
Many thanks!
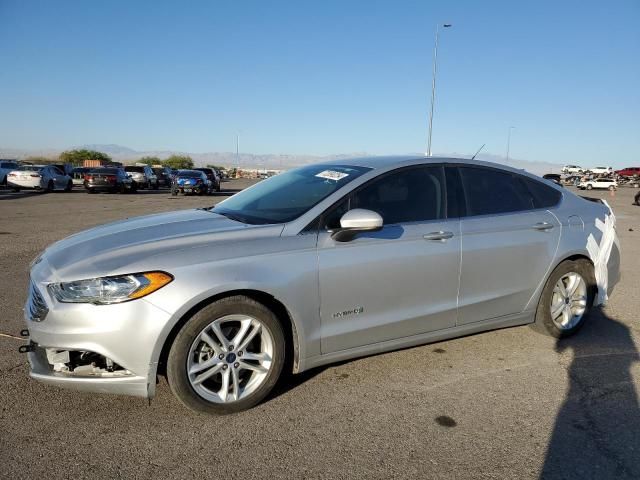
[
  {"left": 30, "top": 174, "right": 41, "bottom": 178},
  {"left": 85, "top": 175, "right": 93, "bottom": 181},
  {"left": 106, "top": 175, "right": 116, "bottom": 183},
  {"left": 196, "top": 179, "right": 203, "bottom": 184},
  {"left": 8, "top": 173, "right": 16, "bottom": 177}
]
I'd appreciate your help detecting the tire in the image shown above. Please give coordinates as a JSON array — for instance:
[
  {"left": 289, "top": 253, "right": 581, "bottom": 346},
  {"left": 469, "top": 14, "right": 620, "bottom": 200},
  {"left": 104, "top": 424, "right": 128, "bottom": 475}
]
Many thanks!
[
  {"left": 608, "top": 185, "right": 615, "bottom": 191},
  {"left": 167, "top": 295, "right": 286, "bottom": 414},
  {"left": 154, "top": 181, "right": 160, "bottom": 190},
  {"left": 171, "top": 189, "right": 178, "bottom": 196},
  {"left": 12, "top": 187, "right": 20, "bottom": 192},
  {"left": 87, "top": 188, "right": 96, "bottom": 194},
  {"left": 46, "top": 180, "right": 54, "bottom": 193},
  {"left": 65, "top": 180, "right": 73, "bottom": 192},
  {"left": 531, "top": 259, "right": 596, "bottom": 338},
  {"left": 586, "top": 184, "right": 593, "bottom": 190}
]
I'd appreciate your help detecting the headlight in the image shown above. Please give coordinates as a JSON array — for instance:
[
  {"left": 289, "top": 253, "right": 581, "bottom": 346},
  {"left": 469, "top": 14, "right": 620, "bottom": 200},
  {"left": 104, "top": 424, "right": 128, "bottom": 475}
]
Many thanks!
[{"left": 48, "top": 271, "right": 173, "bottom": 305}]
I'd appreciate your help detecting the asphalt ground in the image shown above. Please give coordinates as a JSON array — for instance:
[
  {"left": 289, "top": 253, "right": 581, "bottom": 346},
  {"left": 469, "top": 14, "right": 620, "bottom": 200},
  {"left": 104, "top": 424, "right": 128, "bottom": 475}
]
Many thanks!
[{"left": 0, "top": 182, "right": 638, "bottom": 479}]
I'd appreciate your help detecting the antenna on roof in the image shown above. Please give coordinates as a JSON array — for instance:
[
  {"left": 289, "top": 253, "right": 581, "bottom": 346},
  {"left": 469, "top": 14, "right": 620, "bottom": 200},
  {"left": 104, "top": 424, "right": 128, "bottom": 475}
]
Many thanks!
[{"left": 471, "top": 144, "right": 485, "bottom": 160}]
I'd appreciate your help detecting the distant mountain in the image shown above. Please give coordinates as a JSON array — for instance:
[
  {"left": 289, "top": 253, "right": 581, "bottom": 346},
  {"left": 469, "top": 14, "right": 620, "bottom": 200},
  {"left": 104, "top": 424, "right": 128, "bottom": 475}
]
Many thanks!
[{"left": 0, "top": 144, "right": 563, "bottom": 175}]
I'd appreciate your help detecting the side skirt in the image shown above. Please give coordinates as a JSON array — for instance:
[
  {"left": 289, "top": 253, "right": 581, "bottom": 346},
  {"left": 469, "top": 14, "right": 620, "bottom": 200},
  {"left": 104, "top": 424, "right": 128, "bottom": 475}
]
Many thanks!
[{"left": 299, "top": 310, "right": 534, "bottom": 373}]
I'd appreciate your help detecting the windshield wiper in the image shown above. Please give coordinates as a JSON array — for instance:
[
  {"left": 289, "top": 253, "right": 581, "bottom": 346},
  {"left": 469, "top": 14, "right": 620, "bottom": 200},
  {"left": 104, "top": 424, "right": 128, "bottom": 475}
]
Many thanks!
[{"left": 212, "top": 209, "right": 249, "bottom": 224}]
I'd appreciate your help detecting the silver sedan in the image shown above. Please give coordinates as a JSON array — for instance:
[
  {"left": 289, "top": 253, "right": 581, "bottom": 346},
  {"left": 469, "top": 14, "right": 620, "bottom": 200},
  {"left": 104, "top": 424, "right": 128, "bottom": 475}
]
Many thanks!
[{"left": 23, "top": 156, "right": 621, "bottom": 414}]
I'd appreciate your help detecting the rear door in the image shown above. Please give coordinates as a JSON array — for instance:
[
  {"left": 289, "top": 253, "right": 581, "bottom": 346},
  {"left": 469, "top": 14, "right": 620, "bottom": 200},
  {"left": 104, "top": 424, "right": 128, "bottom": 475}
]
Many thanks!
[
  {"left": 452, "top": 166, "right": 561, "bottom": 325},
  {"left": 318, "top": 165, "right": 461, "bottom": 353}
]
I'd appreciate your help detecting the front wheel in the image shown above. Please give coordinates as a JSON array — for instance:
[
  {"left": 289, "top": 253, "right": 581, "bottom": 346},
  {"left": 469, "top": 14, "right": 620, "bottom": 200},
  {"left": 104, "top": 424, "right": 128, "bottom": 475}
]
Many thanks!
[
  {"left": 46, "top": 180, "right": 54, "bottom": 192},
  {"left": 65, "top": 180, "right": 73, "bottom": 192},
  {"left": 167, "top": 296, "right": 285, "bottom": 414},
  {"left": 608, "top": 185, "right": 615, "bottom": 191},
  {"left": 531, "top": 259, "right": 595, "bottom": 338},
  {"left": 586, "top": 184, "right": 593, "bottom": 190}
]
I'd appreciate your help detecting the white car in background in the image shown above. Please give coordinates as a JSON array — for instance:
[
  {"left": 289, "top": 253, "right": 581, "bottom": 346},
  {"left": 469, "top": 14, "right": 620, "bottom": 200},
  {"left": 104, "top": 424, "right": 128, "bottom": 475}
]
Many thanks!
[
  {"left": 0, "top": 160, "right": 19, "bottom": 185},
  {"left": 561, "top": 165, "right": 585, "bottom": 174},
  {"left": 588, "top": 166, "right": 613, "bottom": 175},
  {"left": 578, "top": 178, "right": 617, "bottom": 191},
  {"left": 6, "top": 165, "right": 73, "bottom": 192}
]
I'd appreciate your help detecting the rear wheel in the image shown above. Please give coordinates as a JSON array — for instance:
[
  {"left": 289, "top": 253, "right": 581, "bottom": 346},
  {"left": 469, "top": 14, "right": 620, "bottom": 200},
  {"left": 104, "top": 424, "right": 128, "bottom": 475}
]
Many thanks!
[
  {"left": 153, "top": 181, "right": 160, "bottom": 190},
  {"left": 167, "top": 296, "right": 285, "bottom": 414},
  {"left": 46, "top": 180, "right": 54, "bottom": 192},
  {"left": 65, "top": 180, "right": 73, "bottom": 192},
  {"left": 586, "top": 184, "right": 593, "bottom": 190},
  {"left": 531, "top": 259, "right": 595, "bottom": 338}
]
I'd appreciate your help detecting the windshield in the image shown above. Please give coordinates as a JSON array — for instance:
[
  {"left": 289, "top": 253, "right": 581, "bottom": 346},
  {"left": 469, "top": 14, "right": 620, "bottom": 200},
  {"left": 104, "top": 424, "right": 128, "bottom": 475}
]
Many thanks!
[{"left": 214, "top": 164, "right": 370, "bottom": 224}]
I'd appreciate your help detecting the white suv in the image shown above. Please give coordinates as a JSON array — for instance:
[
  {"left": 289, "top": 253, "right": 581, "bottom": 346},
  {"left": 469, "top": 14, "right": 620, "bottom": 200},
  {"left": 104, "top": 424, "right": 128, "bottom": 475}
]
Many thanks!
[
  {"left": 561, "top": 165, "right": 584, "bottom": 174},
  {"left": 588, "top": 166, "right": 613, "bottom": 175},
  {"left": 578, "top": 178, "right": 617, "bottom": 191}
]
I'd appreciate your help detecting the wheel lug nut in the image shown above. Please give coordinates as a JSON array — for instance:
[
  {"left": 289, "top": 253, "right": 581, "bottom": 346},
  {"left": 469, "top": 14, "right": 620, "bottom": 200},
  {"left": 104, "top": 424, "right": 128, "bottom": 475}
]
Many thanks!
[
  {"left": 234, "top": 362, "right": 240, "bottom": 368},
  {"left": 228, "top": 345, "right": 234, "bottom": 351},
  {"left": 237, "top": 351, "right": 243, "bottom": 357},
  {"left": 218, "top": 353, "right": 224, "bottom": 360},
  {"left": 222, "top": 364, "right": 228, "bottom": 370}
]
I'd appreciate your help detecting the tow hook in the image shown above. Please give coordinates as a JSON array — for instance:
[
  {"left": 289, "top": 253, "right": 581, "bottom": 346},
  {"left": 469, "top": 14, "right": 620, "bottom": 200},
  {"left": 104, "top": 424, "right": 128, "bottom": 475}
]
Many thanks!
[{"left": 18, "top": 342, "right": 35, "bottom": 354}]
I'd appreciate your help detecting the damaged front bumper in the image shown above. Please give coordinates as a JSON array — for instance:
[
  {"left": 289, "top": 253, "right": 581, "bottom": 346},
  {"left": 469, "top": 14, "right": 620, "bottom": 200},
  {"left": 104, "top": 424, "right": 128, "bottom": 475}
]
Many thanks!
[
  {"left": 23, "top": 257, "right": 174, "bottom": 398},
  {"left": 26, "top": 342, "right": 150, "bottom": 397}
]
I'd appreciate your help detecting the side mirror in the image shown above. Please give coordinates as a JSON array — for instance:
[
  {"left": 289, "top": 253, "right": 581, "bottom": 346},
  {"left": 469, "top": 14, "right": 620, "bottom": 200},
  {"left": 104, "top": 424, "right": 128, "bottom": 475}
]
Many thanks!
[{"left": 331, "top": 209, "right": 383, "bottom": 242}]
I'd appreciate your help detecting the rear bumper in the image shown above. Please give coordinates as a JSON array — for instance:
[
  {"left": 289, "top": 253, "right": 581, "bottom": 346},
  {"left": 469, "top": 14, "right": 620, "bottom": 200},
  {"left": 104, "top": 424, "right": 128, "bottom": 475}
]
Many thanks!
[{"left": 7, "top": 179, "right": 42, "bottom": 189}]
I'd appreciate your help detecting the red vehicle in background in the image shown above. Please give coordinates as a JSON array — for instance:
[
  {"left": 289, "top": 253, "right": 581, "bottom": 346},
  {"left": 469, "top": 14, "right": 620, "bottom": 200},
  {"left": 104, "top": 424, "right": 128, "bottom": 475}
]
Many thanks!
[{"left": 615, "top": 167, "right": 640, "bottom": 177}]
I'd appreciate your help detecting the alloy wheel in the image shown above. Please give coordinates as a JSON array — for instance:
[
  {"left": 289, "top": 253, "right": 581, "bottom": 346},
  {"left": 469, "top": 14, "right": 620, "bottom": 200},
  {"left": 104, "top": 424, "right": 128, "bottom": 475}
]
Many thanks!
[
  {"left": 550, "top": 272, "right": 587, "bottom": 330},
  {"left": 187, "top": 314, "right": 274, "bottom": 403}
]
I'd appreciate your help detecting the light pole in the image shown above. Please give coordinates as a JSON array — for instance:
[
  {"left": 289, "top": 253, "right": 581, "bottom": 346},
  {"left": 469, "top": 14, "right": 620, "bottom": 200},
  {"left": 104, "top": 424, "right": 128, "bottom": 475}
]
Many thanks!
[
  {"left": 506, "top": 126, "right": 515, "bottom": 163},
  {"left": 426, "top": 23, "right": 452, "bottom": 157}
]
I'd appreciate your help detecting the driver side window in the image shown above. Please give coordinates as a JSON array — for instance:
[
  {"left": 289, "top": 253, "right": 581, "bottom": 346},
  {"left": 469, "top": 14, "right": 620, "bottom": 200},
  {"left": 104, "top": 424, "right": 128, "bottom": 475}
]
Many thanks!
[{"left": 322, "top": 165, "right": 445, "bottom": 229}]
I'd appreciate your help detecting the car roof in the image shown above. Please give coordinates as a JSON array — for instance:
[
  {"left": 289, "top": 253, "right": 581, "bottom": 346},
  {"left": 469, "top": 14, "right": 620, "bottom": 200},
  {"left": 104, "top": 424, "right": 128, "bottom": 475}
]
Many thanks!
[{"left": 317, "top": 155, "right": 534, "bottom": 176}]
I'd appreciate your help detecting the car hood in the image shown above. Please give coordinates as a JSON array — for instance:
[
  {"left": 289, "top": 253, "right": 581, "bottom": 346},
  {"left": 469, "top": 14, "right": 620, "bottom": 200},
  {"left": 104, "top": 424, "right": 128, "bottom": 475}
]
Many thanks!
[{"left": 40, "top": 209, "right": 284, "bottom": 280}]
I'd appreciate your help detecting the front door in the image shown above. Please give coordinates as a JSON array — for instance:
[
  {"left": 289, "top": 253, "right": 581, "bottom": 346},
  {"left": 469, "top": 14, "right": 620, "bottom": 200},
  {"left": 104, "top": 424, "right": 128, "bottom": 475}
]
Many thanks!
[{"left": 318, "top": 165, "right": 461, "bottom": 353}]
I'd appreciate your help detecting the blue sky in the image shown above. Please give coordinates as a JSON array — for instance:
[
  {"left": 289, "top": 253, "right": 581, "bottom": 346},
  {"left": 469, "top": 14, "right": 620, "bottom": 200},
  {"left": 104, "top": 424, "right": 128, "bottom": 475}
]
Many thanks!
[{"left": 1, "top": 0, "right": 638, "bottom": 167}]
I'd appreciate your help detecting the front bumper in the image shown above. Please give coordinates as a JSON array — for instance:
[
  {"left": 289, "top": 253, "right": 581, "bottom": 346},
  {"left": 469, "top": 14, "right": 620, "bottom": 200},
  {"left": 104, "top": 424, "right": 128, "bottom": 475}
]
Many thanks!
[{"left": 24, "top": 258, "right": 173, "bottom": 398}]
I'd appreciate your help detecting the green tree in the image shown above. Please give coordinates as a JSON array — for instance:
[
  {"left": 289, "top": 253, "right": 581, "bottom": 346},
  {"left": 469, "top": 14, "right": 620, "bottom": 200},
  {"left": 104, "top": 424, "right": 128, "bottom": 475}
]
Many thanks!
[
  {"left": 163, "top": 155, "right": 194, "bottom": 169},
  {"left": 59, "top": 149, "right": 111, "bottom": 166},
  {"left": 138, "top": 156, "right": 161, "bottom": 166}
]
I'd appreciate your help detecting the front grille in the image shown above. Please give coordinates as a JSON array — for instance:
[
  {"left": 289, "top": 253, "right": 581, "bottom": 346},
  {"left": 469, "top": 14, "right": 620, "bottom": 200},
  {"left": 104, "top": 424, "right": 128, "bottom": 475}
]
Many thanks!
[{"left": 28, "top": 281, "right": 48, "bottom": 322}]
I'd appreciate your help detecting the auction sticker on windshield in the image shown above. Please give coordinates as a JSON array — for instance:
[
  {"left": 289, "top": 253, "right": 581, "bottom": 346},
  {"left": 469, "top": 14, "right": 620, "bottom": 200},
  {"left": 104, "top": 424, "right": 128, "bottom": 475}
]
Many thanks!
[{"left": 315, "top": 170, "right": 349, "bottom": 181}]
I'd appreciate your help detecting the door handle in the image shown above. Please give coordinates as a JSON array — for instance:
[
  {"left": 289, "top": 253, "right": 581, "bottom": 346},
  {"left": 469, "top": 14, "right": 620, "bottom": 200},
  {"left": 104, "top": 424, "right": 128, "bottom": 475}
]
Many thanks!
[
  {"left": 423, "top": 231, "right": 454, "bottom": 241},
  {"left": 532, "top": 222, "right": 554, "bottom": 231}
]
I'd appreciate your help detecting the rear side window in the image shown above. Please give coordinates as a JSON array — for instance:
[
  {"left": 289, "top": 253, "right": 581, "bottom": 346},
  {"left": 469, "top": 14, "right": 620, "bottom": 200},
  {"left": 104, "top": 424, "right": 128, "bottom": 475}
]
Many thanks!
[
  {"left": 459, "top": 167, "right": 532, "bottom": 216},
  {"left": 522, "top": 177, "right": 562, "bottom": 209}
]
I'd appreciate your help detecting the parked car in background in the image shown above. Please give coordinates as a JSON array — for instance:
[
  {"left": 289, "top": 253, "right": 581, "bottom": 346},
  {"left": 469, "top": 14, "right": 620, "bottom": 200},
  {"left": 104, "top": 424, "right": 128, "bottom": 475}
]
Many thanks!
[
  {"left": 22, "top": 156, "right": 620, "bottom": 414},
  {"left": 615, "top": 167, "right": 640, "bottom": 177},
  {"left": 578, "top": 178, "right": 617, "bottom": 190},
  {"left": 171, "top": 169, "right": 212, "bottom": 196},
  {"left": 542, "top": 174, "right": 563, "bottom": 186},
  {"left": 84, "top": 167, "right": 136, "bottom": 194},
  {"left": 153, "top": 167, "right": 173, "bottom": 188},
  {"left": 561, "top": 165, "right": 584, "bottom": 174},
  {"left": 6, "top": 165, "right": 72, "bottom": 192},
  {"left": 71, "top": 167, "right": 90, "bottom": 186},
  {"left": 588, "top": 166, "right": 613, "bottom": 175},
  {"left": 0, "top": 160, "right": 19, "bottom": 185},
  {"left": 52, "top": 163, "right": 74, "bottom": 177},
  {"left": 124, "top": 165, "right": 159, "bottom": 190},
  {"left": 194, "top": 168, "right": 221, "bottom": 192}
]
